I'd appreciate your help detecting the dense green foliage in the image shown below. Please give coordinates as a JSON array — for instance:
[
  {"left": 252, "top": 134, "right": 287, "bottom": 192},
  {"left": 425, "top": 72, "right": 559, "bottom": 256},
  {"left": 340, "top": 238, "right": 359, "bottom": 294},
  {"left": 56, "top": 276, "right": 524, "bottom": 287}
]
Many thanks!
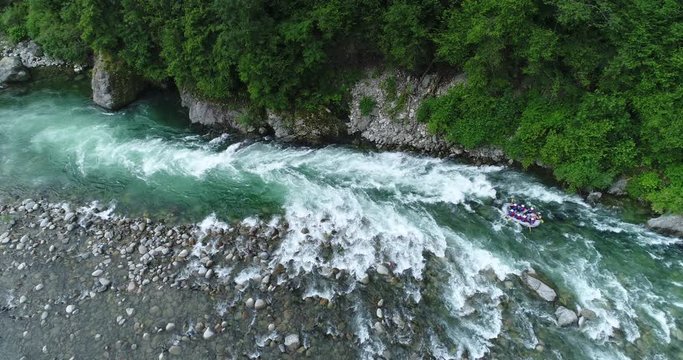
[
  {"left": 359, "top": 96, "right": 376, "bottom": 116},
  {"left": 1, "top": 0, "right": 681, "bottom": 213}
]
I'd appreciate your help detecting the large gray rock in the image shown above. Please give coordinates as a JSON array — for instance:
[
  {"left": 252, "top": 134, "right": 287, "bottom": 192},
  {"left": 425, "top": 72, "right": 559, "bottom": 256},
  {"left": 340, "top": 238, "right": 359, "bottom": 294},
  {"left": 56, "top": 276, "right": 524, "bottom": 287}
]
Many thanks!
[
  {"left": 0, "top": 56, "right": 30, "bottom": 84},
  {"left": 647, "top": 215, "right": 683, "bottom": 238},
  {"left": 522, "top": 273, "right": 557, "bottom": 302},
  {"left": 555, "top": 306, "right": 578, "bottom": 327},
  {"left": 92, "top": 53, "right": 146, "bottom": 110}
]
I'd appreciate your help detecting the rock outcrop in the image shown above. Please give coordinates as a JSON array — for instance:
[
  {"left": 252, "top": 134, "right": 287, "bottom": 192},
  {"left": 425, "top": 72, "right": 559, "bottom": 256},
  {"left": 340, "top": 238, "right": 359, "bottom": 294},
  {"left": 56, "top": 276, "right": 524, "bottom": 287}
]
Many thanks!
[
  {"left": 266, "top": 110, "right": 348, "bottom": 144},
  {"left": 647, "top": 215, "right": 683, "bottom": 238},
  {"left": 348, "top": 69, "right": 459, "bottom": 154},
  {"left": 178, "top": 67, "right": 508, "bottom": 162},
  {"left": 179, "top": 89, "right": 348, "bottom": 143},
  {"left": 348, "top": 68, "right": 508, "bottom": 163},
  {"left": 0, "top": 56, "right": 30, "bottom": 85},
  {"left": 179, "top": 88, "right": 259, "bottom": 134},
  {"left": 92, "top": 53, "right": 146, "bottom": 110},
  {"left": 607, "top": 178, "right": 629, "bottom": 196}
]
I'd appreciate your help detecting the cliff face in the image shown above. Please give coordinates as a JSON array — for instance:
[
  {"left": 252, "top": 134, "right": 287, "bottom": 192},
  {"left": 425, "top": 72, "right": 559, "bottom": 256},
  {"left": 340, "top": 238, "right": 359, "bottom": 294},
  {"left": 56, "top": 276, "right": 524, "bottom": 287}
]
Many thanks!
[
  {"left": 347, "top": 69, "right": 459, "bottom": 154},
  {"left": 179, "top": 89, "right": 348, "bottom": 144},
  {"left": 178, "top": 67, "right": 507, "bottom": 163},
  {"left": 179, "top": 88, "right": 258, "bottom": 134},
  {"left": 347, "top": 69, "right": 507, "bottom": 163}
]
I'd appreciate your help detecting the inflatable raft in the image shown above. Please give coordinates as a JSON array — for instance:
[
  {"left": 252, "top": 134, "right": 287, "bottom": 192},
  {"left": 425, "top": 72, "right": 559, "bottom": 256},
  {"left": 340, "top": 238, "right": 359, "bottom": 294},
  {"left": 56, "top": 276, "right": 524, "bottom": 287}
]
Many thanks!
[{"left": 502, "top": 203, "right": 542, "bottom": 228}]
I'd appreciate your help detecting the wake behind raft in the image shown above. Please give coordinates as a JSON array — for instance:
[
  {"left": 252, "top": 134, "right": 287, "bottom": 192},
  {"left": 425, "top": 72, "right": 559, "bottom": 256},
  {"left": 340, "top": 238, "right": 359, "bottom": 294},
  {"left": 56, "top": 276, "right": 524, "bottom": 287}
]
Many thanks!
[{"left": 502, "top": 202, "right": 543, "bottom": 228}]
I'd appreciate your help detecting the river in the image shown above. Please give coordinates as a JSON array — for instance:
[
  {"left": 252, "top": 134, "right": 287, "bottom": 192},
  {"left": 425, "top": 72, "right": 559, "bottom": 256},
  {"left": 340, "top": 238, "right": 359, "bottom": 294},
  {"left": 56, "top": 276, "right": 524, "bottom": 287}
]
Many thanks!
[{"left": 0, "top": 78, "right": 681, "bottom": 359}]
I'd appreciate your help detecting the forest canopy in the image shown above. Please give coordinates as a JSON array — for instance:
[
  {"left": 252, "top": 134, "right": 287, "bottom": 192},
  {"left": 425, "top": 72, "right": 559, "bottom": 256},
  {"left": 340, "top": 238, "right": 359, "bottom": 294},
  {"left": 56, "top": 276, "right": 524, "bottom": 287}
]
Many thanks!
[{"left": 2, "top": 0, "right": 682, "bottom": 213}]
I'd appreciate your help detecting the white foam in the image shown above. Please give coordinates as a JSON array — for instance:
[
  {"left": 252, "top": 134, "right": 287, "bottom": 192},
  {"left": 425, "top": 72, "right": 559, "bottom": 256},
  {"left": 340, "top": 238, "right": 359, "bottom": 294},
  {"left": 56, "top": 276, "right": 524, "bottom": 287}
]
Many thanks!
[
  {"left": 196, "top": 214, "right": 230, "bottom": 239},
  {"left": 640, "top": 303, "right": 672, "bottom": 343},
  {"left": 234, "top": 267, "right": 261, "bottom": 287}
]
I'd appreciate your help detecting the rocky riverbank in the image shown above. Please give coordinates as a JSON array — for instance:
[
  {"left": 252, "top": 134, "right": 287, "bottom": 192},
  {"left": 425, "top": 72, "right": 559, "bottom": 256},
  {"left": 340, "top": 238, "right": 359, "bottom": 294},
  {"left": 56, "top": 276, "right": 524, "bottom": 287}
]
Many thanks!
[
  {"left": 0, "top": 195, "right": 597, "bottom": 359},
  {"left": 0, "top": 37, "right": 84, "bottom": 89}
]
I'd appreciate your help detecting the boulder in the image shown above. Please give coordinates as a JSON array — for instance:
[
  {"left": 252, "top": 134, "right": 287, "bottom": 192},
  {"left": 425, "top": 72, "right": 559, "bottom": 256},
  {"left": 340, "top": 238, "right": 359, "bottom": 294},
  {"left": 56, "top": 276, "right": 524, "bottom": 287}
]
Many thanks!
[
  {"left": 647, "top": 215, "right": 683, "bottom": 238},
  {"left": 555, "top": 306, "right": 578, "bottom": 327},
  {"left": 91, "top": 53, "right": 146, "bottom": 110},
  {"left": 0, "top": 56, "right": 30, "bottom": 84},
  {"left": 284, "top": 333, "right": 300, "bottom": 352},
  {"left": 522, "top": 273, "right": 557, "bottom": 302}
]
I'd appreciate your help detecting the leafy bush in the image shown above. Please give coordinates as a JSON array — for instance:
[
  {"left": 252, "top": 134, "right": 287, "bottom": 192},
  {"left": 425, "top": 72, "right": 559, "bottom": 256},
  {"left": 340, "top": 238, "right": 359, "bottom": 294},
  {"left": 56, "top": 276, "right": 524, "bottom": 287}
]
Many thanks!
[
  {"left": 359, "top": 96, "right": 376, "bottom": 116},
  {"left": 0, "top": 1, "right": 28, "bottom": 42}
]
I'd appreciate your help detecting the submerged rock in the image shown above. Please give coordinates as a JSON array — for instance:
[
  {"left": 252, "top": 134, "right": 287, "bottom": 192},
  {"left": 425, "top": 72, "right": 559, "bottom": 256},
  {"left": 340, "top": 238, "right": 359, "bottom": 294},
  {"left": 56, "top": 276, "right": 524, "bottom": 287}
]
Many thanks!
[
  {"left": 647, "top": 215, "right": 683, "bottom": 238},
  {"left": 555, "top": 306, "right": 578, "bottom": 327},
  {"left": 522, "top": 273, "right": 557, "bottom": 302}
]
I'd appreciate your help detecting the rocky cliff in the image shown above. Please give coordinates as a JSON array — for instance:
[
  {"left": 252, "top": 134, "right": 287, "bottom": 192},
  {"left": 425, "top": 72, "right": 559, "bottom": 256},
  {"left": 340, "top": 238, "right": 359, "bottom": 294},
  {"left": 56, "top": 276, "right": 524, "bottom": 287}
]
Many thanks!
[
  {"left": 178, "top": 67, "right": 507, "bottom": 163},
  {"left": 179, "top": 88, "right": 258, "bottom": 134},
  {"left": 347, "top": 69, "right": 507, "bottom": 163}
]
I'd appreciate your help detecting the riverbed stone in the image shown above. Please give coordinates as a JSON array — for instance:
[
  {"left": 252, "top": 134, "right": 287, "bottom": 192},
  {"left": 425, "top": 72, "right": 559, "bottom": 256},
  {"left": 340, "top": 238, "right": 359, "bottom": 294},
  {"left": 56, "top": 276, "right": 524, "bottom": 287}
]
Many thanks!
[
  {"left": 555, "top": 306, "right": 578, "bottom": 327},
  {"left": 254, "top": 299, "right": 266, "bottom": 310},
  {"left": 376, "top": 264, "right": 390, "bottom": 276},
  {"left": 202, "top": 328, "right": 214, "bottom": 340},
  {"left": 284, "top": 334, "right": 300, "bottom": 352},
  {"left": 168, "top": 345, "right": 181, "bottom": 356},
  {"left": 522, "top": 273, "right": 557, "bottom": 302}
]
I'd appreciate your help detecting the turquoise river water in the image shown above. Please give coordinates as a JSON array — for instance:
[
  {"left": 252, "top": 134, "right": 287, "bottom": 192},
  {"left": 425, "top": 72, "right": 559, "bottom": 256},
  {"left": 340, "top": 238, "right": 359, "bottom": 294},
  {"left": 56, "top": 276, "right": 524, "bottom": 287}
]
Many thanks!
[{"left": 0, "top": 78, "right": 682, "bottom": 359}]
